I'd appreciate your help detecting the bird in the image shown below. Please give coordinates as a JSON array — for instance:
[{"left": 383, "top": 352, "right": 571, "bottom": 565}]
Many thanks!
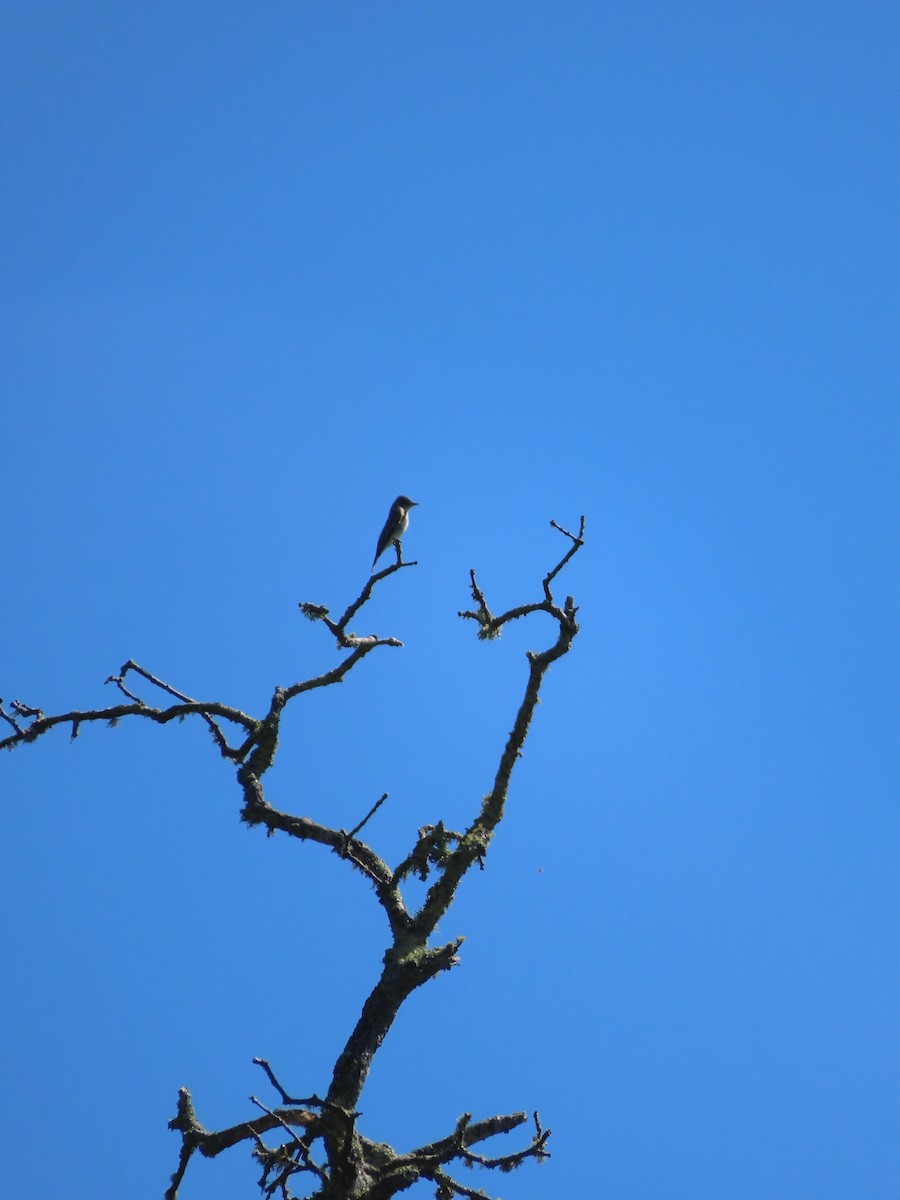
[{"left": 372, "top": 495, "right": 418, "bottom": 569}]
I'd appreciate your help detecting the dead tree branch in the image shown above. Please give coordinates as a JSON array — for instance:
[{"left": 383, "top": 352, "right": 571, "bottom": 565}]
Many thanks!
[{"left": 5, "top": 519, "right": 584, "bottom": 1200}]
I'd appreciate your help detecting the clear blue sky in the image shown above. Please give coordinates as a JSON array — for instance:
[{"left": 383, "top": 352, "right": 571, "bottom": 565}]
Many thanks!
[{"left": 1, "top": 3, "right": 897, "bottom": 1198}]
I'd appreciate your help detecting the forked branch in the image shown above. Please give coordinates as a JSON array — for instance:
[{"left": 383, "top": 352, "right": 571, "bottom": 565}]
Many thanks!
[
  {"left": 5, "top": 519, "right": 584, "bottom": 1200},
  {"left": 1, "top": 564, "right": 411, "bottom": 761}
]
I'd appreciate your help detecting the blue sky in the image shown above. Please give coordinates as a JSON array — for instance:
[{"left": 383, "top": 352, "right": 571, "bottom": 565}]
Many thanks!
[{"left": 1, "top": 3, "right": 897, "bottom": 1197}]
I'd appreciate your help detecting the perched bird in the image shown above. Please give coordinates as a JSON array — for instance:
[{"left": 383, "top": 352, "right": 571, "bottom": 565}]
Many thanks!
[{"left": 372, "top": 495, "right": 418, "bottom": 569}]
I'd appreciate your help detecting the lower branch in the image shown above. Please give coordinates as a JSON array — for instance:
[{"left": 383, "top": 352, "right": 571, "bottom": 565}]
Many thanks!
[
  {"left": 360, "top": 1109, "right": 549, "bottom": 1200},
  {"left": 167, "top": 1079, "right": 548, "bottom": 1200},
  {"left": 166, "top": 1087, "right": 318, "bottom": 1200}
]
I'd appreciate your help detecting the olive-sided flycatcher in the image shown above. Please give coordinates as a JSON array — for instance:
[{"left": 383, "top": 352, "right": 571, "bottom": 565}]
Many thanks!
[{"left": 372, "top": 495, "right": 418, "bottom": 568}]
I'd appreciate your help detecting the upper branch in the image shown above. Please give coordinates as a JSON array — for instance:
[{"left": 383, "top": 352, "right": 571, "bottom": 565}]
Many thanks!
[
  {"left": 0, "top": 695, "right": 256, "bottom": 755},
  {"left": 458, "top": 516, "right": 585, "bottom": 640},
  {"left": 415, "top": 517, "right": 584, "bottom": 938},
  {"left": 279, "top": 643, "right": 384, "bottom": 703},
  {"left": 4, "top": 558, "right": 417, "bottom": 762},
  {"left": 543, "top": 517, "right": 585, "bottom": 596},
  {"left": 300, "top": 556, "right": 417, "bottom": 649},
  {"left": 238, "top": 796, "right": 412, "bottom": 938}
]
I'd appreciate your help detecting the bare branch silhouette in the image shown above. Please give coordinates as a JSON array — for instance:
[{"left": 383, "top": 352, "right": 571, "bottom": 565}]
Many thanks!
[{"left": 5, "top": 518, "right": 584, "bottom": 1199}]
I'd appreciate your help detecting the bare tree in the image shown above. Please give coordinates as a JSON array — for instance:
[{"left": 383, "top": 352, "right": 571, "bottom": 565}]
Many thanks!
[{"left": 1, "top": 516, "right": 585, "bottom": 1200}]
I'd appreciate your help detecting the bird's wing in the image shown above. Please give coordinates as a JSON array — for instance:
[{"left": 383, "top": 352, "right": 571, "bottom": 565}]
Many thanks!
[{"left": 373, "top": 506, "right": 399, "bottom": 566}]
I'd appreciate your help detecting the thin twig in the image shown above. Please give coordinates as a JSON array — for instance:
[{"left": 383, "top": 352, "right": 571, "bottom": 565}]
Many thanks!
[
  {"left": 0, "top": 703, "right": 23, "bottom": 736},
  {"left": 249, "top": 1097, "right": 312, "bottom": 1150},
  {"left": 543, "top": 515, "right": 585, "bottom": 597},
  {"left": 249, "top": 1096, "right": 328, "bottom": 1186},
  {"left": 300, "top": 558, "right": 417, "bottom": 648},
  {"left": 252, "top": 1059, "right": 350, "bottom": 1122},
  {"left": 119, "top": 659, "right": 195, "bottom": 702},
  {"left": 113, "top": 660, "right": 240, "bottom": 758},
  {"left": 104, "top": 674, "right": 146, "bottom": 705},
  {"left": 346, "top": 793, "right": 388, "bottom": 840}
]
